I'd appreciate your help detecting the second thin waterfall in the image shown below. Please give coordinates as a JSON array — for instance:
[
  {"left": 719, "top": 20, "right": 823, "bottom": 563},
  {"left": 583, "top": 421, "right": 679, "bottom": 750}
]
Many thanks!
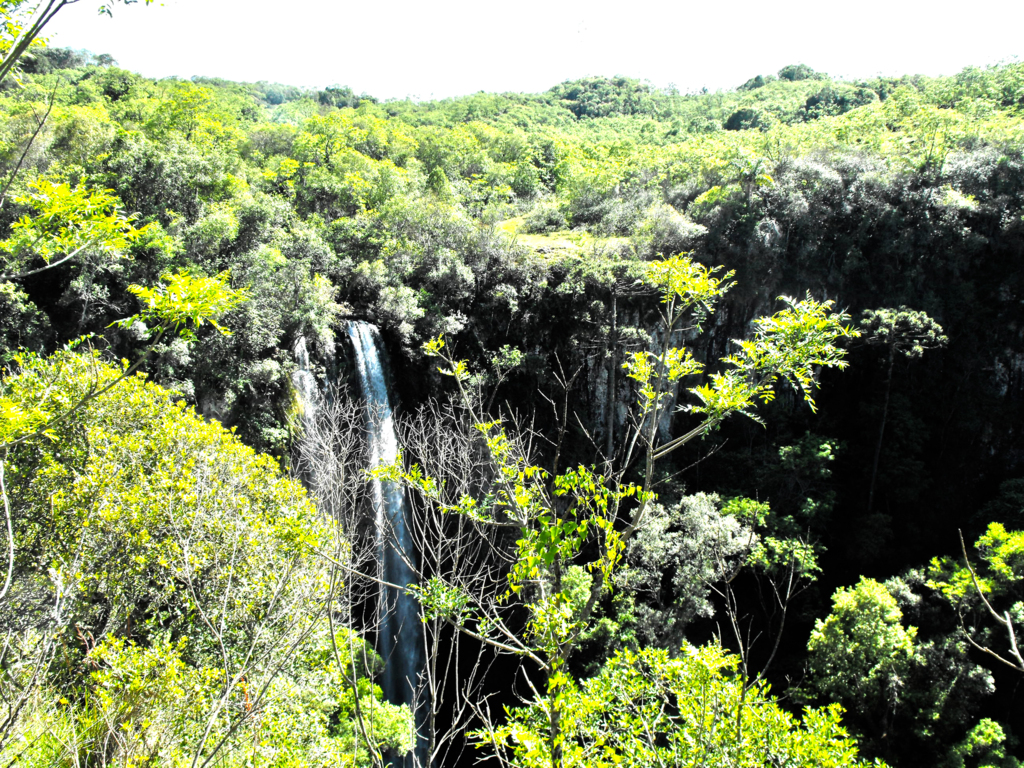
[{"left": 346, "top": 322, "right": 422, "bottom": 721}]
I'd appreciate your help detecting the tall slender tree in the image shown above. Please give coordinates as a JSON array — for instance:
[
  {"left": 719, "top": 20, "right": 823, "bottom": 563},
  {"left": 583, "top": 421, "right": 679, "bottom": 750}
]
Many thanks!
[{"left": 860, "top": 306, "right": 947, "bottom": 515}]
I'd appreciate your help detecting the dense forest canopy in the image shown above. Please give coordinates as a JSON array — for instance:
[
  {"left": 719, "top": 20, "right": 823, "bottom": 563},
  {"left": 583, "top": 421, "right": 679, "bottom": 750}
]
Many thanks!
[{"left": 1, "top": 13, "right": 1023, "bottom": 766}]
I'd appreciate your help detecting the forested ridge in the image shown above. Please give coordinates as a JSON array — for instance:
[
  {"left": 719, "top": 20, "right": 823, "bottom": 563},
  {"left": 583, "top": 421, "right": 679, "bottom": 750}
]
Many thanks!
[{"left": 2, "top": 22, "right": 1024, "bottom": 768}]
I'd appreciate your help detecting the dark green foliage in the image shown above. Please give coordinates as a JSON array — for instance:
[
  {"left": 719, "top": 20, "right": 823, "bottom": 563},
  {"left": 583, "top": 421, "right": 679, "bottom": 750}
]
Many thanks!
[
  {"left": 318, "top": 83, "right": 377, "bottom": 108},
  {"left": 802, "top": 84, "right": 877, "bottom": 118},
  {"left": 20, "top": 46, "right": 113, "bottom": 74},
  {"left": 251, "top": 79, "right": 306, "bottom": 105},
  {"left": 778, "top": 63, "right": 826, "bottom": 82},
  {"left": 101, "top": 134, "right": 239, "bottom": 223},
  {"left": 803, "top": 573, "right": 995, "bottom": 766},
  {"left": 724, "top": 107, "right": 766, "bottom": 131},
  {"left": 977, "top": 478, "right": 1024, "bottom": 530},
  {"left": 93, "top": 66, "right": 140, "bottom": 101},
  {"left": 738, "top": 73, "right": 775, "bottom": 91},
  {"left": 546, "top": 76, "right": 663, "bottom": 119}
]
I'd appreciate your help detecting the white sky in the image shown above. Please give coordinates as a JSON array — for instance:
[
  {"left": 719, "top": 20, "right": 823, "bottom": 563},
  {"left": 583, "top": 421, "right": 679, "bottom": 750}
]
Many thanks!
[{"left": 44, "top": 0, "right": 1024, "bottom": 101}]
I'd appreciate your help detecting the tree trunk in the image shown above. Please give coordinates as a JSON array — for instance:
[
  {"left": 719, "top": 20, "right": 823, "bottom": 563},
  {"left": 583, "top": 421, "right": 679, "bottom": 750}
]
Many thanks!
[
  {"left": 605, "top": 291, "right": 618, "bottom": 471},
  {"left": 867, "top": 346, "right": 895, "bottom": 515}
]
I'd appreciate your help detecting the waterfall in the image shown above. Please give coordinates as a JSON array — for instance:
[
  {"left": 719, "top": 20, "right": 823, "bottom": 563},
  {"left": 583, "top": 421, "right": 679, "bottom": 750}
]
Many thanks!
[
  {"left": 291, "top": 336, "right": 319, "bottom": 423},
  {"left": 346, "top": 322, "right": 423, "bottom": 760},
  {"left": 293, "top": 324, "right": 423, "bottom": 765}
]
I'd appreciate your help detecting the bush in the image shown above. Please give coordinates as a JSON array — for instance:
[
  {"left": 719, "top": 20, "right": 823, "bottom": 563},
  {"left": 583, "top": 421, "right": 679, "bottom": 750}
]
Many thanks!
[
  {"left": 0, "top": 351, "right": 411, "bottom": 767},
  {"left": 632, "top": 203, "right": 707, "bottom": 258},
  {"left": 522, "top": 199, "right": 568, "bottom": 233},
  {"left": 482, "top": 644, "right": 877, "bottom": 768}
]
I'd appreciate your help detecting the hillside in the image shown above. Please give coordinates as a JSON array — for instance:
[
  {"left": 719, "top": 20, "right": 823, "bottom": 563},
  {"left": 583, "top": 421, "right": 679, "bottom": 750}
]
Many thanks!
[{"left": 2, "top": 43, "right": 1024, "bottom": 767}]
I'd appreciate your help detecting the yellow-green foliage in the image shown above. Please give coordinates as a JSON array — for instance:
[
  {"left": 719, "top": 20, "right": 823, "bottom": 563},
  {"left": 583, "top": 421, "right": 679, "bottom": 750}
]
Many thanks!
[
  {"left": 3, "top": 349, "right": 327, "bottom": 636},
  {"left": 9, "top": 629, "right": 415, "bottom": 768},
  {"left": 0, "top": 178, "right": 151, "bottom": 278},
  {"left": 481, "top": 644, "right": 877, "bottom": 768},
  {"left": 0, "top": 351, "right": 413, "bottom": 767},
  {"left": 807, "top": 577, "right": 916, "bottom": 707},
  {"left": 929, "top": 523, "right": 1024, "bottom": 600}
]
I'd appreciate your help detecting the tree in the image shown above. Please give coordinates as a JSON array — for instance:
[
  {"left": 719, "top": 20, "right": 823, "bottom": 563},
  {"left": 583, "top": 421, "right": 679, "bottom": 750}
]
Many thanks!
[
  {"left": 942, "top": 718, "right": 1022, "bottom": 768},
  {"left": 808, "top": 569, "right": 1011, "bottom": 765},
  {"left": 0, "top": 179, "right": 150, "bottom": 281},
  {"left": 374, "top": 254, "right": 857, "bottom": 768},
  {"left": 619, "top": 493, "right": 821, "bottom": 687},
  {"left": 806, "top": 577, "right": 917, "bottom": 754},
  {"left": 0, "top": 352, "right": 413, "bottom": 766},
  {"left": 0, "top": 0, "right": 241, "bottom": 455},
  {"left": 929, "top": 524, "right": 1024, "bottom": 675},
  {"left": 859, "top": 306, "right": 947, "bottom": 514},
  {"left": 479, "top": 644, "right": 876, "bottom": 768},
  {"left": 150, "top": 81, "right": 218, "bottom": 142},
  {"left": 0, "top": 269, "right": 244, "bottom": 459},
  {"left": 878, "top": 570, "right": 1000, "bottom": 767},
  {"left": 777, "top": 64, "right": 825, "bottom": 82}
]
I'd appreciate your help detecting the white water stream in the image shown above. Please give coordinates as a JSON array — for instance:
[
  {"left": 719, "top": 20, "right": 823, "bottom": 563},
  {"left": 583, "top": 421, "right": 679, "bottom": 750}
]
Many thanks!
[
  {"left": 345, "top": 322, "right": 423, "bottom": 764},
  {"left": 294, "top": 325, "right": 424, "bottom": 764}
]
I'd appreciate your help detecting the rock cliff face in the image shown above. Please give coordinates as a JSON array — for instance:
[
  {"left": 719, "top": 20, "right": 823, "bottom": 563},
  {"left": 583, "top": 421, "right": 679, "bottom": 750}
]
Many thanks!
[
  {"left": 380, "top": 151, "right": 1024, "bottom": 576},
  {"left": 993, "top": 350, "right": 1024, "bottom": 401}
]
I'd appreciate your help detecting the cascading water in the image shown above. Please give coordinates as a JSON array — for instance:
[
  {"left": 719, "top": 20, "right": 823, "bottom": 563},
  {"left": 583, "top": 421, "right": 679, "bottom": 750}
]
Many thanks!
[
  {"left": 346, "top": 322, "right": 423, "bottom": 764},
  {"left": 291, "top": 336, "right": 319, "bottom": 424}
]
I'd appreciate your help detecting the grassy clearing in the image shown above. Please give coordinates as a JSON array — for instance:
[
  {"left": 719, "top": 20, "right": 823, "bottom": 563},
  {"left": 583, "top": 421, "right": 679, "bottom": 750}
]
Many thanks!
[{"left": 498, "top": 218, "right": 630, "bottom": 259}]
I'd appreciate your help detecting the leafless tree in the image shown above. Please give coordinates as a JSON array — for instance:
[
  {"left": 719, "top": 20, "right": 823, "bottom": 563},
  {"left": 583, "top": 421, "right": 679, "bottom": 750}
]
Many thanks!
[
  {"left": 397, "top": 398, "right": 511, "bottom": 768},
  {"left": 293, "top": 386, "right": 397, "bottom": 768},
  {"left": 298, "top": 387, "right": 510, "bottom": 768}
]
